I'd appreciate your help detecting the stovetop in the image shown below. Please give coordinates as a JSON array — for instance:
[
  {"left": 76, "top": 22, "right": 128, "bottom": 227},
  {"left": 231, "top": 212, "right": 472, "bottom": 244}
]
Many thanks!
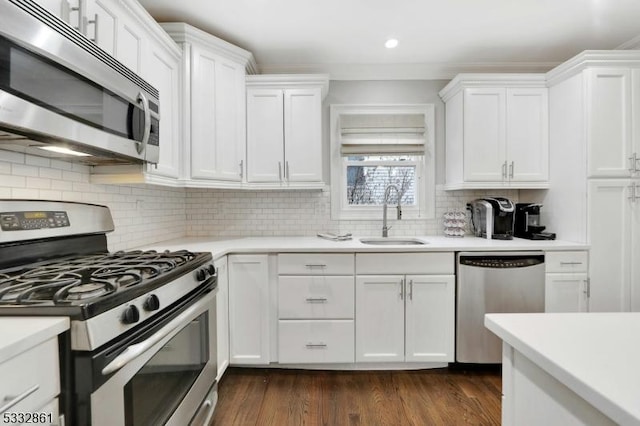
[{"left": 0, "top": 249, "right": 212, "bottom": 319}]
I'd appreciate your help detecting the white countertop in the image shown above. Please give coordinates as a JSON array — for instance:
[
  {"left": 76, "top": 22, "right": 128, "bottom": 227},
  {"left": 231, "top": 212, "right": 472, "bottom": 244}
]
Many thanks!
[
  {"left": 0, "top": 317, "right": 69, "bottom": 363},
  {"left": 485, "top": 313, "right": 640, "bottom": 426},
  {"left": 141, "top": 235, "right": 587, "bottom": 260}
]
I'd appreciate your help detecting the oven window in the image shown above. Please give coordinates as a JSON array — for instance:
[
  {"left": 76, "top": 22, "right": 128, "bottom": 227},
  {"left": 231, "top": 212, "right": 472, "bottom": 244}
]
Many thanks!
[{"left": 124, "top": 312, "right": 209, "bottom": 426}]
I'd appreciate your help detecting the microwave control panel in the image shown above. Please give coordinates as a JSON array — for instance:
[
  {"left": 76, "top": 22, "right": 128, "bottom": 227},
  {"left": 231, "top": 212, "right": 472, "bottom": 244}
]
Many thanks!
[{"left": 0, "top": 211, "right": 70, "bottom": 231}]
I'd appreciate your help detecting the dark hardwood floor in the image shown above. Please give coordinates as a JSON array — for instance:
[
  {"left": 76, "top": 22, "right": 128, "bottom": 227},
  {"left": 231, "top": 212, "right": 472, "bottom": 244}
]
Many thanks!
[{"left": 210, "top": 366, "right": 501, "bottom": 426}]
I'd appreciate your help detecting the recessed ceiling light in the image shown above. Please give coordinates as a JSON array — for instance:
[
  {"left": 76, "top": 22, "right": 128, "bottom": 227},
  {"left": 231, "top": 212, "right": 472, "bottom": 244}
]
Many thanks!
[
  {"left": 37, "top": 145, "right": 92, "bottom": 157},
  {"left": 385, "top": 39, "right": 399, "bottom": 49}
]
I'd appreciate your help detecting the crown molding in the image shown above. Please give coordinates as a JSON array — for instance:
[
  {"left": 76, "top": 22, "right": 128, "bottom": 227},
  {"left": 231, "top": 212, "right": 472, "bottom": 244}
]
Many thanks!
[
  {"left": 160, "top": 22, "right": 258, "bottom": 74},
  {"left": 545, "top": 50, "right": 640, "bottom": 86},
  {"left": 438, "top": 73, "right": 547, "bottom": 102},
  {"left": 246, "top": 74, "right": 330, "bottom": 99},
  {"left": 256, "top": 61, "right": 559, "bottom": 81}
]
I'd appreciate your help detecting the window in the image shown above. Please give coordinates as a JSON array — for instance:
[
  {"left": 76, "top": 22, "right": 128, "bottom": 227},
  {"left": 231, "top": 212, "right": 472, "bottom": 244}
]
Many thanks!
[{"left": 330, "top": 104, "right": 435, "bottom": 220}]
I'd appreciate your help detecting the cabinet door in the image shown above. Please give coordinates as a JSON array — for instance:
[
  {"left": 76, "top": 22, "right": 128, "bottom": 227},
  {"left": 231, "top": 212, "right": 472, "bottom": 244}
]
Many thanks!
[
  {"left": 405, "top": 275, "right": 455, "bottom": 362},
  {"left": 228, "top": 255, "right": 270, "bottom": 364},
  {"left": 142, "top": 42, "right": 181, "bottom": 179},
  {"left": 355, "top": 275, "right": 405, "bottom": 362},
  {"left": 191, "top": 48, "right": 245, "bottom": 181},
  {"left": 216, "top": 256, "right": 229, "bottom": 380},
  {"left": 587, "top": 68, "right": 632, "bottom": 178},
  {"left": 545, "top": 273, "right": 588, "bottom": 313},
  {"left": 85, "top": 0, "right": 117, "bottom": 56},
  {"left": 34, "top": 0, "right": 71, "bottom": 23},
  {"left": 631, "top": 184, "right": 640, "bottom": 311},
  {"left": 588, "top": 179, "right": 632, "bottom": 312},
  {"left": 631, "top": 69, "right": 640, "bottom": 177},
  {"left": 506, "top": 88, "right": 549, "bottom": 182},
  {"left": 246, "top": 89, "right": 284, "bottom": 182},
  {"left": 115, "top": 9, "right": 144, "bottom": 74},
  {"left": 463, "top": 88, "right": 506, "bottom": 182},
  {"left": 284, "top": 88, "right": 322, "bottom": 182}
]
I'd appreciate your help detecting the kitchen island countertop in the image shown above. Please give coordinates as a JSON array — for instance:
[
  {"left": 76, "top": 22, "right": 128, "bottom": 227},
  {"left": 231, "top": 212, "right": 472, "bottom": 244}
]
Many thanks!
[
  {"left": 139, "top": 235, "right": 588, "bottom": 261},
  {"left": 485, "top": 313, "right": 640, "bottom": 425}
]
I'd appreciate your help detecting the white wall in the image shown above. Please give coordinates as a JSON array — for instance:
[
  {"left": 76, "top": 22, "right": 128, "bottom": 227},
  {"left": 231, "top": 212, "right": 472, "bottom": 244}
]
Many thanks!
[{"left": 0, "top": 150, "right": 186, "bottom": 251}]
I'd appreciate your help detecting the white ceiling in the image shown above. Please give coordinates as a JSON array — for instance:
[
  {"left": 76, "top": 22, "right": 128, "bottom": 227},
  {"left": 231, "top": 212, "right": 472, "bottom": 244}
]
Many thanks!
[{"left": 137, "top": 0, "right": 640, "bottom": 79}]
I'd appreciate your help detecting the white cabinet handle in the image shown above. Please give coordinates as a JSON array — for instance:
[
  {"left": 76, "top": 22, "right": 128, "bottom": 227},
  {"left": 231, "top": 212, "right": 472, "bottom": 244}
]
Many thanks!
[
  {"left": 286, "top": 161, "right": 290, "bottom": 180},
  {"left": 304, "top": 264, "right": 327, "bottom": 268},
  {"left": 278, "top": 162, "right": 282, "bottom": 181},
  {"left": 509, "top": 161, "right": 514, "bottom": 179},
  {"left": 70, "top": 1, "right": 84, "bottom": 33},
  {"left": 306, "top": 343, "right": 327, "bottom": 349},
  {"left": 409, "top": 279, "right": 413, "bottom": 301},
  {"left": 0, "top": 385, "right": 39, "bottom": 414},
  {"left": 629, "top": 183, "right": 638, "bottom": 203},
  {"left": 629, "top": 153, "right": 639, "bottom": 173},
  {"left": 239, "top": 160, "right": 243, "bottom": 178},
  {"left": 584, "top": 279, "right": 591, "bottom": 298},
  {"left": 399, "top": 278, "right": 404, "bottom": 300},
  {"left": 560, "top": 261, "right": 583, "bottom": 266},
  {"left": 501, "top": 161, "right": 507, "bottom": 179},
  {"left": 305, "top": 297, "right": 328, "bottom": 303},
  {"left": 85, "top": 13, "right": 99, "bottom": 43}
]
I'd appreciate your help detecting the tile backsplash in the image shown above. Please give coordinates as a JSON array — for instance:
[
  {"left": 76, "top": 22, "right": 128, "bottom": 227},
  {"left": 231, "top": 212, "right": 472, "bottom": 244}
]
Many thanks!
[
  {"left": 0, "top": 151, "right": 186, "bottom": 251},
  {"left": 185, "top": 186, "right": 519, "bottom": 237},
  {"left": 2, "top": 151, "right": 519, "bottom": 244}
]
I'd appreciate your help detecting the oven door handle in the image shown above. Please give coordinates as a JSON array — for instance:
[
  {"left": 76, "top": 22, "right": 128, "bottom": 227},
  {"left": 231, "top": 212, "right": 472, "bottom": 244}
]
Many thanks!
[{"left": 101, "top": 291, "right": 210, "bottom": 376}]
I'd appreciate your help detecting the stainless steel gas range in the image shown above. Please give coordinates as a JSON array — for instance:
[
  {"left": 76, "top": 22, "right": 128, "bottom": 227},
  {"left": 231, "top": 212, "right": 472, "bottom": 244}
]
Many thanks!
[{"left": 0, "top": 200, "right": 218, "bottom": 426}]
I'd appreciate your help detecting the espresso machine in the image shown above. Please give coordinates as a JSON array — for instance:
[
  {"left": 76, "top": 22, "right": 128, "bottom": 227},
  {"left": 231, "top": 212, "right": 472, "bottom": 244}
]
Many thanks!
[{"left": 514, "top": 203, "right": 556, "bottom": 240}]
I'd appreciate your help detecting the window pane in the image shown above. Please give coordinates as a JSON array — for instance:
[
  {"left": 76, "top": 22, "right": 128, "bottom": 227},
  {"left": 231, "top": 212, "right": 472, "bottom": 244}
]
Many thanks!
[
  {"left": 346, "top": 155, "right": 416, "bottom": 162},
  {"left": 346, "top": 165, "right": 416, "bottom": 205}
]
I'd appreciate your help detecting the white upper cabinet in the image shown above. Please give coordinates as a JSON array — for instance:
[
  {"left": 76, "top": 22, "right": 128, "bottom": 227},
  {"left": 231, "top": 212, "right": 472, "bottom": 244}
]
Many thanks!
[
  {"left": 162, "top": 23, "right": 255, "bottom": 187},
  {"left": 246, "top": 75, "right": 328, "bottom": 189},
  {"left": 587, "top": 68, "right": 633, "bottom": 178},
  {"left": 440, "top": 74, "right": 549, "bottom": 190}
]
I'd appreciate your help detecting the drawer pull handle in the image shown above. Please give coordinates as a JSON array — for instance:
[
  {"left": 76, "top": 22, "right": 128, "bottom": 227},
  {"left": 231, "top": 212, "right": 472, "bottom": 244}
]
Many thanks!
[
  {"left": 306, "top": 343, "right": 327, "bottom": 349},
  {"left": 560, "top": 262, "right": 583, "bottom": 266},
  {"left": 305, "top": 297, "right": 328, "bottom": 303},
  {"left": 0, "top": 384, "right": 39, "bottom": 414},
  {"left": 305, "top": 264, "right": 327, "bottom": 268}
]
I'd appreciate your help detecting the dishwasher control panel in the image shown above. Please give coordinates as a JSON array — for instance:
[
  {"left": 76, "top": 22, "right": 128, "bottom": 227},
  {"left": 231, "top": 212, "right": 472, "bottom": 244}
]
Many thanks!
[{"left": 459, "top": 254, "right": 544, "bottom": 268}]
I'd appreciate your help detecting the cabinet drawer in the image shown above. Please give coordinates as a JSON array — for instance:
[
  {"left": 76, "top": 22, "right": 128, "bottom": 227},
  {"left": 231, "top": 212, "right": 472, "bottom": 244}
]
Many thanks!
[
  {"left": 356, "top": 252, "right": 454, "bottom": 275},
  {"left": 278, "top": 320, "right": 354, "bottom": 364},
  {"left": 278, "top": 253, "right": 354, "bottom": 275},
  {"left": 545, "top": 251, "right": 588, "bottom": 273},
  {"left": 0, "top": 337, "right": 60, "bottom": 414},
  {"left": 278, "top": 276, "right": 354, "bottom": 319}
]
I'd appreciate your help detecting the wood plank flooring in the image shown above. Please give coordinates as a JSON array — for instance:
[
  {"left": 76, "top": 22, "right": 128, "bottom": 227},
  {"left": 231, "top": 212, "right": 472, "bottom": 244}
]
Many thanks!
[{"left": 210, "top": 366, "right": 501, "bottom": 426}]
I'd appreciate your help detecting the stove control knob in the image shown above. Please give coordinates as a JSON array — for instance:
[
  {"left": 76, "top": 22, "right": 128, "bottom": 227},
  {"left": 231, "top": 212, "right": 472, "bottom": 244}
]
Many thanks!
[
  {"left": 121, "top": 305, "right": 140, "bottom": 324},
  {"left": 143, "top": 294, "right": 160, "bottom": 312},
  {"left": 207, "top": 265, "right": 216, "bottom": 275},
  {"left": 196, "top": 268, "right": 207, "bottom": 281}
]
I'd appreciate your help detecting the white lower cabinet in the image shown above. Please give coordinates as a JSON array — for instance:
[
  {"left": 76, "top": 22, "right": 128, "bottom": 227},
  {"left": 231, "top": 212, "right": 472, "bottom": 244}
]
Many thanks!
[
  {"left": 544, "top": 251, "right": 590, "bottom": 312},
  {"left": 276, "top": 253, "right": 355, "bottom": 364},
  {"left": 228, "top": 254, "right": 270, "bottom": 365},
  {"left": 355, "top": 253, "right": 455, "bottom": 363},
  {"left": 215, "top": 256, "right": 229, "bottom": 380}
]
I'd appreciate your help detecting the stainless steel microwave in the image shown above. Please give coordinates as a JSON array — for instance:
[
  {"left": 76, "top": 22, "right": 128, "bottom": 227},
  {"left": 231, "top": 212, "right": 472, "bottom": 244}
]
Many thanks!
[{"left": 0, "top": 0, "right": 160, "bottom": 165}]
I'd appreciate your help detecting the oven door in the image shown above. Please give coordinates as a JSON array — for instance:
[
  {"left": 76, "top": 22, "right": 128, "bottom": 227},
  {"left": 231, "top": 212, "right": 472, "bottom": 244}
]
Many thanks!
[{"left": 86, "top": 288, "right": 217, "bottom": 426}]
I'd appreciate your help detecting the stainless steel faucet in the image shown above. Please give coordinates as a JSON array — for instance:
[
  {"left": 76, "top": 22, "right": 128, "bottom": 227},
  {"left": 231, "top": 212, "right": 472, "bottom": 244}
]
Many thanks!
[{"left": 382, "top": 184, "right": 402, "bottom": 237}]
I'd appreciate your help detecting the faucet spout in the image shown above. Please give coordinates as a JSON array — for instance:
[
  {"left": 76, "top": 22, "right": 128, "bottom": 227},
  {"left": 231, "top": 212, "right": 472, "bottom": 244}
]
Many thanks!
[{"left": 382, "top": 184, "right": 402, "bottom": 237}]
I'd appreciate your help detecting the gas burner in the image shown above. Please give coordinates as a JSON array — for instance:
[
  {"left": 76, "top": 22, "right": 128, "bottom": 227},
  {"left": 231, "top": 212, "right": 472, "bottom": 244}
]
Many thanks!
[{"left": 58, "top": 281, "right": 114, "bottom": 301}]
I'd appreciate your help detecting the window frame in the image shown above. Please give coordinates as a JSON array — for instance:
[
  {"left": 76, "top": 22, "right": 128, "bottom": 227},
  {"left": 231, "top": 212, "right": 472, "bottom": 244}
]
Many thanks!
[{"left": 330, "top": 104, "right": 436, "bottom": 221}]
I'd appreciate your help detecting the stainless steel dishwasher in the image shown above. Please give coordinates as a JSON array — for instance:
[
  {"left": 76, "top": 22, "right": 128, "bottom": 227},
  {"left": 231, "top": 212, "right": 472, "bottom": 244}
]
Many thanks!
[{"left": 456, "top": 251, "right": 545, "bottom": 363}]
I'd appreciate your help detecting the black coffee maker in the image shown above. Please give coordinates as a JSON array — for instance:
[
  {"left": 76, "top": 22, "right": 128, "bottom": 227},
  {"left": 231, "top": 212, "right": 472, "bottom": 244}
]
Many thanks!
[{"left": 514, "top": 203, "right": 556, "bottom": 240}]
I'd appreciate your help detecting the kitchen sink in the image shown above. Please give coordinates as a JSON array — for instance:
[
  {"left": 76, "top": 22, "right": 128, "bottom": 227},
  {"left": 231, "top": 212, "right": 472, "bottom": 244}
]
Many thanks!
[{"left": 359, "top": 237, "right": 427, "bottom": 245}]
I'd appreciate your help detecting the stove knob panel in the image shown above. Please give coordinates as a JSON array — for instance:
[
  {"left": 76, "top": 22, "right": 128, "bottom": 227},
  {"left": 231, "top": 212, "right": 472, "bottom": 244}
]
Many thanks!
[
  {"left": 121, "top": 305, "right": 140, "bottom": 324},
  {"left": 143, "top": 294, "right": 160, "bottom": 312},
  {"left": 196, "top": 268, "right": 207, "bottom": 281},
  {"left": 207, "top": 265, "right": 216, "bottom": 275}
]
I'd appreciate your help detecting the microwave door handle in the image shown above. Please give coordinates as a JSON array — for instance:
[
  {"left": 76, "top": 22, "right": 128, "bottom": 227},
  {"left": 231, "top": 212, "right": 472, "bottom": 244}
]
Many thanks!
[
  {"left": 101, "top": 290, "right": 209, "bottom": 376},
  {"left": 136, "top": 92, "right": 151, "bottom": 155}
]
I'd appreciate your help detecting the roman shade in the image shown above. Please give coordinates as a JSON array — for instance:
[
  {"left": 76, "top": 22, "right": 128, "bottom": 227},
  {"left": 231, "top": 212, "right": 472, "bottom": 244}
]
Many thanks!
[{"left": 339, "top": 113, "right": 426, "bottom": 155}]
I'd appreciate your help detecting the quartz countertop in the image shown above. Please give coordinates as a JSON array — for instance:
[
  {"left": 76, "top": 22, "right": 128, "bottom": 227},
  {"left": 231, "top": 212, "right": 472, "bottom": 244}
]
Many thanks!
[
  {"left": 0, "top": 317, "right": 69, "bottom": 363},
  {"left": 140, "top": 235, "right": 588, "bottom": 261},
  {"left": 485, "top": 313, "right": 640, "bottom": 425}
]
